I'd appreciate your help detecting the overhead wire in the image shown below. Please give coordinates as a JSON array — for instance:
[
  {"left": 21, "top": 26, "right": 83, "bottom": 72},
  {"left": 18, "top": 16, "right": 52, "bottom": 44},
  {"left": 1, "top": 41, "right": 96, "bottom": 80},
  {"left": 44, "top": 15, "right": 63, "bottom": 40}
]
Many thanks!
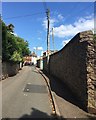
[
  {"left": 42, "top": 0, "right": 48, "bottom": 12},
  {"left": 61, "top": 3, "right": 82, "bottom": 20},
  {"left": 2, "top": 2, "right": 94, "bottom": 53},
  {"left": 64, "top": 3, "right": 94, "bottom": 22},
  {"left": 3, "top": 2, "right": 93, "bottom": 21},
  {"left": 3, "top": 12, "right": 44, "bottom": 20}
]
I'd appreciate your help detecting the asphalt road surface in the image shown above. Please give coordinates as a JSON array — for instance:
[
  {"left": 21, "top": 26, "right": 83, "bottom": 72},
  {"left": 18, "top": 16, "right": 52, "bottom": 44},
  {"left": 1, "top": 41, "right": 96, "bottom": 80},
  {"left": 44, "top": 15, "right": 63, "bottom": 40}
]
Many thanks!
[{"left": 2, "top": 66, "right": 53, "bottom": 119}]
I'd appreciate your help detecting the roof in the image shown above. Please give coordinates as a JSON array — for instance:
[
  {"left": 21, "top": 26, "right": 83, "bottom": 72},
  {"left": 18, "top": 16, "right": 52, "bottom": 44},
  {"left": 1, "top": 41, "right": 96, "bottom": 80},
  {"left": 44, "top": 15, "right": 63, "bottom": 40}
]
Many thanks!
[{"left": 30, "top": 52, "right": 37, "bottom": 57}]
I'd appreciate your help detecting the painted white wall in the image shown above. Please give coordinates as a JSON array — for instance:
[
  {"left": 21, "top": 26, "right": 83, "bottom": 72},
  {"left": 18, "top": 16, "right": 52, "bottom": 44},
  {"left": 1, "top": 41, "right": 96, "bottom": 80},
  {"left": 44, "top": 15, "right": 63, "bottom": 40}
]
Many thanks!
[{"left": 32, "top": 57, "right": 37, "bottom": 65}]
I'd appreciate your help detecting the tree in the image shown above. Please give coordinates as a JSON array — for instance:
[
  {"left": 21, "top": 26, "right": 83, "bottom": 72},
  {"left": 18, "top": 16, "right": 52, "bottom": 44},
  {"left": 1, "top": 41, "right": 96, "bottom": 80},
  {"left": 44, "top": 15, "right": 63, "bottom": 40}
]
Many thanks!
[
  {"left": 16, "top": 38, "right": 31, "bottom": 57},
  {"left": 10, "top": 51, "right": 22, "bottom": 62},
  {"left": 2, "top": 21, "right": 9, "bottom": 61},
  {"left": 2, "top": 21, "right": 31, "bottom": 63},
  {"left": 7, "top": 24, "right": 14, "bottom": 33}
]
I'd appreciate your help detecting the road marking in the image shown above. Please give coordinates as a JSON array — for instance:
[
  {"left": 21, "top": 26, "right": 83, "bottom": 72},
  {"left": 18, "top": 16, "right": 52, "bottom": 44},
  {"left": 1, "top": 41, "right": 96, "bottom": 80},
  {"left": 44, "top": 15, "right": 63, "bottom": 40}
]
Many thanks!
[
  {"left": 26, "top": 88, "right": 29, "bottom": 92},
  {"left": 28, "top": 83, "right": 31, "bottom": 84},
  {"left": 24, "top": 94, "right": 27, "bottom": 96}
]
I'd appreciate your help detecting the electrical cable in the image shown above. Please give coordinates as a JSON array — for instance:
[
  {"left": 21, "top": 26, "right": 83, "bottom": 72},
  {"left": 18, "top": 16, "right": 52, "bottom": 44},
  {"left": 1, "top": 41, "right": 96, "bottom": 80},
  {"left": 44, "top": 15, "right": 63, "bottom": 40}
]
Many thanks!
[
  {"left": 3, "top": 12, "right": 44, "bottom": 20},
  {"left": 42, "top": 0, "right": 47, "bottom": 12},
  {"left": 64, "top": 3, "right": 94, "bottom": 22},
  {"left": 3, "top": 2, "right": 93, "bottom": 21}
]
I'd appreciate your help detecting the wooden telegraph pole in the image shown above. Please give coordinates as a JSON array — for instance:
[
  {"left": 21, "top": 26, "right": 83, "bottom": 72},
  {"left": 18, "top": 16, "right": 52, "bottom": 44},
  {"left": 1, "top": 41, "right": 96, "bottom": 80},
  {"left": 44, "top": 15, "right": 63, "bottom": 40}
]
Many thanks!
[
  {"left": 46, "top": 9, "right": 50, "bottom": 56},
  {"left": 52, "top": 27, "right": 55, "bottom": 52}
]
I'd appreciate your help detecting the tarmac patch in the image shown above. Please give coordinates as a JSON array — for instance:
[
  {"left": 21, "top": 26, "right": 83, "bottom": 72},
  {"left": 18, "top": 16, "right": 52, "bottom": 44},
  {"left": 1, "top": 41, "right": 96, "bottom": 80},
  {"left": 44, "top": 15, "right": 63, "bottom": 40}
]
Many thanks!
[{"left": 23, "top": 84, "right": 47, "bottom": 93}]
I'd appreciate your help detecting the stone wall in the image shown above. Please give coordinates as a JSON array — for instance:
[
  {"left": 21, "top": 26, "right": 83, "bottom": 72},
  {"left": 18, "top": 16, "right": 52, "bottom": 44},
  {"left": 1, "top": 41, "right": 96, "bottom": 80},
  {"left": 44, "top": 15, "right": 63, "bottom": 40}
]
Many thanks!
[
  {"left": 43, "top": 57, "right": 49, "bottom": 72},
  {"left": 87, "top": 33, "right": 96, "bottom": 114},
  {"left": 43, "top": 30, "right": 96, "bottom": 114},
  {"left": 2, "top": 62, "right": 20, "bottom": 79},
  {"left": 37, "top": 59, "right": 43, "bottom": 70},
  {"left": 37, "top": 59, "right": 40, "bottom": 68}
]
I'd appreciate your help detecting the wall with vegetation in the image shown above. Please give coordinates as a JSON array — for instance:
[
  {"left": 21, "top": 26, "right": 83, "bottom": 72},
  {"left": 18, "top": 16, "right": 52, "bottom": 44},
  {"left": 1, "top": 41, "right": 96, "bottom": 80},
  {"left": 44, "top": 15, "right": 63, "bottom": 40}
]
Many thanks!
[{"left": 2, "top": 21, "right": 31, "bottom": 79}]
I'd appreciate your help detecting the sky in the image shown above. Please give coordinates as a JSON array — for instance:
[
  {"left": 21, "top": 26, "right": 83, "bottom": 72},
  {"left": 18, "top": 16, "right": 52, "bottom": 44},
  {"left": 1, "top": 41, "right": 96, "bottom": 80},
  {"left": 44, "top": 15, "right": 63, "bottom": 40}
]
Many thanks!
[{"left": 2, "top": 2, "right": 94, "bottom": 56}]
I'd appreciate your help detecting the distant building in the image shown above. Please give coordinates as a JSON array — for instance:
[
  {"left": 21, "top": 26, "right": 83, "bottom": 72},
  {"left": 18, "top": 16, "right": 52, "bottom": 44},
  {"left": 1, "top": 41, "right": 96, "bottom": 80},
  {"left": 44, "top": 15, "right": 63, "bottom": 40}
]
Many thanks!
[
  {"left": 23, "top": 52, "right": 37, "bottom": 66},
  {"left": 31, "top": 52, "right": 37, "bottom": 65},
  {"left": 23, "top": 56, "right": 32, "bottom": 66},
  {"left": 43, "top": 50, "right": 58, "bottom": 57}
]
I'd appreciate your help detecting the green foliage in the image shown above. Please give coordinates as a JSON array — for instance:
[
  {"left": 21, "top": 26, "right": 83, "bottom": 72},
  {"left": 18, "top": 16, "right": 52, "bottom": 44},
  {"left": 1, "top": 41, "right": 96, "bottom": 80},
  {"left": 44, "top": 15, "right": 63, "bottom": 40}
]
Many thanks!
[
  {"left": 7, "top": 24, "right": 14, "bottom": 33},
  {"left": 2, "top": 21, "right": 31, "bottom": 63},
  {"left": 16, "top": 38, "right": 31, "bottom": 57},
  {"left": 10, "top": 51, "right": 22, "bottom": 62},
  {"left": 2, "top": 21, "right": 9, "bottom": 61}
]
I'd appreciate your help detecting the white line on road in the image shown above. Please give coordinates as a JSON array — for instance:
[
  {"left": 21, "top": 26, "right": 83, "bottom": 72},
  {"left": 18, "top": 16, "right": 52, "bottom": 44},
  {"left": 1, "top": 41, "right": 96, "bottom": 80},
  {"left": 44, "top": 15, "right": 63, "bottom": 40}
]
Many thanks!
[{"left": 24, "top": 94, "right": 27, "bottom": 96}]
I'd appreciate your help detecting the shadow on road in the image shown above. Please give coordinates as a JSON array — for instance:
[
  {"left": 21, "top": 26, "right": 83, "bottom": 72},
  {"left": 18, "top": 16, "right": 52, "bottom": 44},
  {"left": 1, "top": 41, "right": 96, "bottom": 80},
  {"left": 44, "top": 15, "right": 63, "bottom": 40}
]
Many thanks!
[
  {"left": 19, "top": 108, "right": 56, "bottom": 119},
  {"left": 2, "top": 107, "right": 64, "bottom": 120}
]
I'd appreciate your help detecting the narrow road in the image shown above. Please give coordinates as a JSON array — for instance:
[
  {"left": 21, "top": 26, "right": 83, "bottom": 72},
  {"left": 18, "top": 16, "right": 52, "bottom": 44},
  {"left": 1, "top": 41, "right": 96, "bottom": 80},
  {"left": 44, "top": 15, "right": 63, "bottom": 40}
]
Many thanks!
[{"left": 2, "top": 66, "right": 53, "bottom": 119}]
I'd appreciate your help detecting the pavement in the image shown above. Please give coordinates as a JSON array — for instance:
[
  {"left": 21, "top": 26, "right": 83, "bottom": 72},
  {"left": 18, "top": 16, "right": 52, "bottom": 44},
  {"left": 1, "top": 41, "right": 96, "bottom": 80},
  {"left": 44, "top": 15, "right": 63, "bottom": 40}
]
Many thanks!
[
  {"left": 2, "top": 66, "right": 54, "bottom": 119},
  {"left": 37, "top": 68, "right": 96, "bottom": 119}
]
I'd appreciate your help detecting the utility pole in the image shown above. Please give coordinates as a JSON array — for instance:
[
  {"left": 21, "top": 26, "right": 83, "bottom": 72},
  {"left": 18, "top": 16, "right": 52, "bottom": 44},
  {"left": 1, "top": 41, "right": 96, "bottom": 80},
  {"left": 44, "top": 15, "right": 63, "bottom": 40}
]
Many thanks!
[
  {"left": 36, "top": 47, "right": 38, "bottom": 56},
  {"left": 52, "top": 27, "right": 55, "bottom": 52},
  {"left": 46, "top": 9, "right": 50, "bottom": 56}
]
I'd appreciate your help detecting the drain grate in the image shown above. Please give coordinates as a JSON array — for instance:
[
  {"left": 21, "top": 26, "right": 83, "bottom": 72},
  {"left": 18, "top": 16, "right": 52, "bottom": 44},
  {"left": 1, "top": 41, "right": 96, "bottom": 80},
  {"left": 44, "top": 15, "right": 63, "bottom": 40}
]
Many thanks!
[{"left": 24, "top": 84, "right": 47, "bottom": 93}]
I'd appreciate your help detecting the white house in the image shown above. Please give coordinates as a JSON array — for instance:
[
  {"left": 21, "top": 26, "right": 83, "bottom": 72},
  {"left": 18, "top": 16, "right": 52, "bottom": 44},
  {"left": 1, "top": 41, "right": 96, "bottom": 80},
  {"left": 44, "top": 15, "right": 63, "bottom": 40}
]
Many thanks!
[{"left": 31, "top": 52, "right": 37, "bottom": 65}]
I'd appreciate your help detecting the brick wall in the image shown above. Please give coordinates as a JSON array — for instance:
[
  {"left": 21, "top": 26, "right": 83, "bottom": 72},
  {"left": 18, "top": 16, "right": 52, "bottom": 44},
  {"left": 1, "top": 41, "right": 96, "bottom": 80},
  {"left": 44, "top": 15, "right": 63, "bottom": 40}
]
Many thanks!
[{"left": 43, "top": 30, "right": 96, "bottom": 114}]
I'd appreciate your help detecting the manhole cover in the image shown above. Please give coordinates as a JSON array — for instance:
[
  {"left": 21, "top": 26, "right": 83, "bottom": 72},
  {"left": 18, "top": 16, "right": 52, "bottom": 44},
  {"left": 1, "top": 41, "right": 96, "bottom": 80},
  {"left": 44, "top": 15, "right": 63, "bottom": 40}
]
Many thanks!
[{"left": 24, "top": 84, "right": 47, "bottom": 93}]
